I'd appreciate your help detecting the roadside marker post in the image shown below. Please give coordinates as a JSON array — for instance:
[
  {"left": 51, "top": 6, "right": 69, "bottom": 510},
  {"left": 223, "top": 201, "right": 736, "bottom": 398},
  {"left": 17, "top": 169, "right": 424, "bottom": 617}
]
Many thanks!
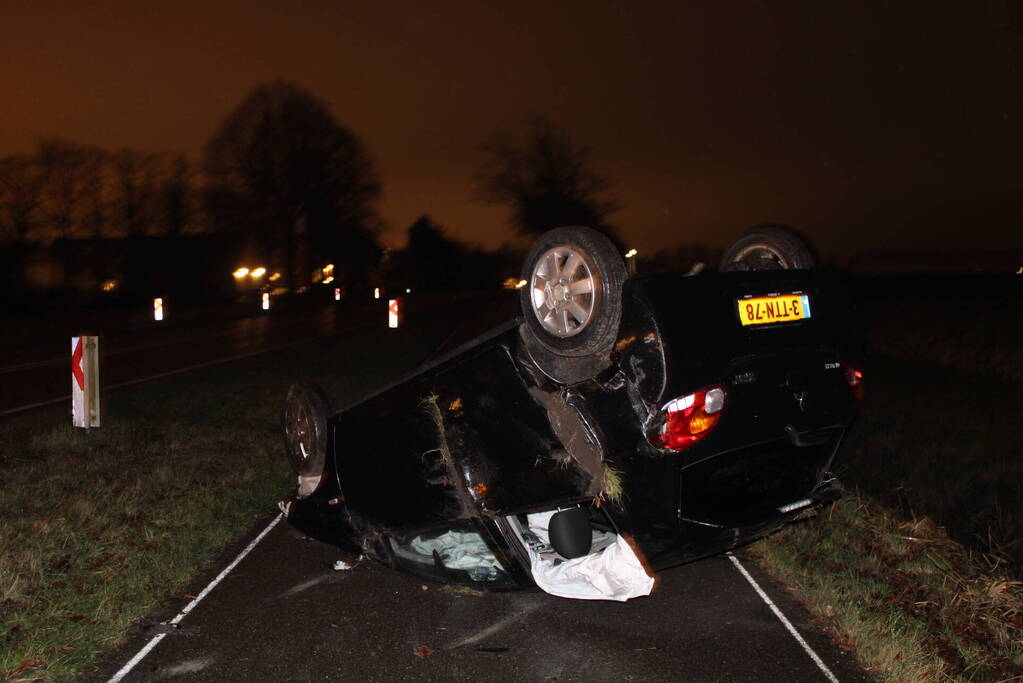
[
  {"left": 262, "top": 292, "right": 270, "bottom": 311},
  {"left": 71, "top": 336, "right": 100, "bottom": 428},
  {"left": 374, "top": 287, "right": 380, "bottom": 300},
  {"left": 388, "top": 298, "right": 403, "bottom": 328},
  {"left": 334, "top": 288, "right": 341, "bottom": 301},
  {"left": 153, "top": 297, "right": 164, "bottom": 321}
]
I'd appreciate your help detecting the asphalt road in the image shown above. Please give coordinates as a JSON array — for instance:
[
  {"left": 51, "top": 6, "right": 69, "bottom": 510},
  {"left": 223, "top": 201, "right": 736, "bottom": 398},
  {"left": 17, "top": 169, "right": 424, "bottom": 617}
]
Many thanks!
[
  {"left": 95, "top": 515, "right": 869, "bottom": 682},
  {"left": 0, "top": 296, "right": 449, "bottom": 417}
]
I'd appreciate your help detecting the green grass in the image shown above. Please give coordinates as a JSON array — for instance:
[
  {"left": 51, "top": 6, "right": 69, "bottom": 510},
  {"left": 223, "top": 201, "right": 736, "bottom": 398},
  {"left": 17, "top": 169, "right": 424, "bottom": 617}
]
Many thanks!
[{"left": 0, "top": 309, "right": 456, "bottom": 681}]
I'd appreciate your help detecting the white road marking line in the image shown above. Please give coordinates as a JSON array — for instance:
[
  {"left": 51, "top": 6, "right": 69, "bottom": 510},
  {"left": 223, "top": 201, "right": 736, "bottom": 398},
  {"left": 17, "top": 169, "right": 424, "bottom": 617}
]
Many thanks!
[
  {"left": 0, "top": 320, "right": 378, "bottom": 418},
  {"left": 446, "top": 598, "right": 545, "bottom": 649},
  {"left": 108, "top": 514, "right": 283, "bottom": 683},
  {"left": 727, "top": 552, "right": 840, "bottom": 683}
]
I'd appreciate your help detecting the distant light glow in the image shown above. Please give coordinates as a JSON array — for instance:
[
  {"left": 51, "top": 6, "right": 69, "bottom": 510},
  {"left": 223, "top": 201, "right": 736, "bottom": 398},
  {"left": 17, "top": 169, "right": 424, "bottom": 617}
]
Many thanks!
[
  {"left": 251, "top": 266, "right": 266, "bottom": 277},
  {"left": 233, "top": 267, "right": 250, "bottom": 278},
  {"left": 323, "top": 276, "right": 334, "bottom": 284},
  {"left": 625, "top": 248, "right": 638, "bottom": 258},
  {"left": 269, "top": 272, "right": 281, "bottom": 282},
  {"left": 374, "top": 287, "right": 380, "bottom": 299},
  {"left": 515, "top": 279, "right": 528, "bottom": 289},
  {"left": 405, "top": 288, "right": 411, "bottom": 294},
  {"left": 153, "top": 297, "right": 164, "bottom": 321},
  {"left": 101, "top": 279, "right": 117, "bottom": 292}
]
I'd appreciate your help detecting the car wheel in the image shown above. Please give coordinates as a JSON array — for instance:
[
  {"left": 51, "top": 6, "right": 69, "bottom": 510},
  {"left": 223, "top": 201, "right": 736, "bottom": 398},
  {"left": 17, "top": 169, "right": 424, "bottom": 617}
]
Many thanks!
[
  {"left": 720, "top": 224, "right": 815, "bottom": 271},
  {"left": 520, "top": 226, "right": 626, "bottom": 358},
  {"left": 282, "top": 383, "right": 331, "bottom": 476}
]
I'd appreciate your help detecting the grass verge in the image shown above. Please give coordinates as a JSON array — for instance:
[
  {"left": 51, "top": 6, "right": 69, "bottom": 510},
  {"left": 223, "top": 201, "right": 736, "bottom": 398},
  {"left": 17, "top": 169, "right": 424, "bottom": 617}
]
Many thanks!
[
  {"left": 753, "top": 493, "right": 1023, "bottom": 681},
  {"left": 0, "top": 307, "right": 457, "bottom": 681}
]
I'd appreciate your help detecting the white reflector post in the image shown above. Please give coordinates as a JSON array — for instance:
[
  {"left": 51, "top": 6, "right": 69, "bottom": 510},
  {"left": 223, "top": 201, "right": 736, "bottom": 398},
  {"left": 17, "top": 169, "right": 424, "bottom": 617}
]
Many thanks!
[
  {"left": 262, "top": 292, "right": 270, "bottom": 310},
  {"left": 153, "top": 297, "right": 164, "bottom": 321},
  {"left": 334, "top": 288, "right": 341, "bottom": 301},
  {"left": 71, "top": 336, "right": 100, "bottom": 428},
  {"left": 388, "top": 298, "right": 402, "bottom": 328}
]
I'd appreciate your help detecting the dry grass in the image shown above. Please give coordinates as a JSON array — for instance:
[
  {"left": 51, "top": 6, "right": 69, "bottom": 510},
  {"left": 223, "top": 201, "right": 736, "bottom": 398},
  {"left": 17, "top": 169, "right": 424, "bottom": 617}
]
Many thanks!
[
  {"left": 752, "top": 281, "right": 1023, "bottom": 681},
  {"left": 754, "top": 494, "right": 1023, "bottom": 681}
]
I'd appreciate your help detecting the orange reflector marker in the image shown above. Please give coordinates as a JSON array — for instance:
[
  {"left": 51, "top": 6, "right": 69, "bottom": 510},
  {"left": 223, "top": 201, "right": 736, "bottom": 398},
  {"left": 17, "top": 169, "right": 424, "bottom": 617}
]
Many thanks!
[
  {"left": 388, "top": 298, "right": 402, "bottom": 328},
  {"left": 262, "top": 292, "right": 270, "bottom": 311},
  {"left": 153, "top": 297, "right": 164, "bottom": 321}
]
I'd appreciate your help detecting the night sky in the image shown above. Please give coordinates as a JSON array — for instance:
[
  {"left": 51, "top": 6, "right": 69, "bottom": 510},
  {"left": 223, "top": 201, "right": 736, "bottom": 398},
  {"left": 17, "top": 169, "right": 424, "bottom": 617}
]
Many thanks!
[{"left": 2, "top": 1, "right": 1021, "bottom": 257}]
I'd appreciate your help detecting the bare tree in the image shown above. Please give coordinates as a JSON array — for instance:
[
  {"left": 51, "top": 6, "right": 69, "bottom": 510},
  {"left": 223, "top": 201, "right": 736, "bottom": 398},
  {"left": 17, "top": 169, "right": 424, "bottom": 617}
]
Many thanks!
[
  {"left": 474, "top": 117, "right": 619, "bottom": 239},
  {"left": 37, "top": 139, "right": 101, "bottom": 242},
  {"left": 111, "top": 149, "right": 161, "bottom": 237},
  {"left": 158, "top": 155, "right": 194, "bottom": 236},
  {"left": 204, "top": 80, "right": 381, "bottom": 288},
  {"left": 0, "top": 154, "right": 43, "bottom": 246}
]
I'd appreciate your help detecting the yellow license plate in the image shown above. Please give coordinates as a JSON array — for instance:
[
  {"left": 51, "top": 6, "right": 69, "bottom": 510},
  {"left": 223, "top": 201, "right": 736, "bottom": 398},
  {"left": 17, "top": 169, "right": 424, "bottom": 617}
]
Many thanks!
[{"left": 737, "top": 293, "right": 811, "bottom": 326}]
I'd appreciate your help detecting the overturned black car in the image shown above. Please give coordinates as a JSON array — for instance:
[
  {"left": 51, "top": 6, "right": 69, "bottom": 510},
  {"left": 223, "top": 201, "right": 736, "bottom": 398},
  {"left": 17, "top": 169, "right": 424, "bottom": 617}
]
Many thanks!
[{"left": 281, "top": 226, "right": 863, "bottom": 600}]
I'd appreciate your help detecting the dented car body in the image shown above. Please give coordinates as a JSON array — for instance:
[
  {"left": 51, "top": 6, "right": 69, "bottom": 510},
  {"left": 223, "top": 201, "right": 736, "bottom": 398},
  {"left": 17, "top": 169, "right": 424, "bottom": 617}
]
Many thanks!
[{"left": 282, "top": 227, "right": 863, "bottom": 599}]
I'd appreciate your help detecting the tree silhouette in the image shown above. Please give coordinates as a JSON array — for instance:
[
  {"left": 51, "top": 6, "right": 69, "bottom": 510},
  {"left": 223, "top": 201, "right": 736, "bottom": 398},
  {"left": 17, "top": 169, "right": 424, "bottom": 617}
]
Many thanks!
[
  {"left": 111, "top": 148, "right": 160, "bottom": 237},
  {"left": 474, "top": 117, "right": 619, "bottom": 239},
  {"left": 406, "top": 214, "right": 463, "bottom": 290},
  {"left": 37, "top": 139, "right": 103, "bottom": 242},
  {"left": 158, "top": 155, "right": 193, "bottom": 237},
  {"left": 204, "top": 81, "right": 380, "bottom": 288},
  {"left": 0, "top": 154, "right": 43, "bottom": 246}
]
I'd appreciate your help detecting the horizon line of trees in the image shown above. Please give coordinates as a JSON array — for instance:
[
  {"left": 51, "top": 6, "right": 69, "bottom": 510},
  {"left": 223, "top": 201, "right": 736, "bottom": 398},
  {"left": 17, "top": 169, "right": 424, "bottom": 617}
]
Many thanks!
[{"left": 1, "top": 81, "right": 625, "bottom": 305}]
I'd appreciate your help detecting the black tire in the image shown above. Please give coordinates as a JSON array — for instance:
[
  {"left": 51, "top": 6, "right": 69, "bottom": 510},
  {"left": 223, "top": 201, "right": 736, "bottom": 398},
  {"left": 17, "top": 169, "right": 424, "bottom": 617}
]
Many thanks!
[
  {"left": 520, "top": 227, "right": 626, "bottom": 358},
  {"left": 720, "top": 225, "right": 815, "bottom": 272},
  {"left": 282, "top": 383, "right": 331, "bottom": 476}
]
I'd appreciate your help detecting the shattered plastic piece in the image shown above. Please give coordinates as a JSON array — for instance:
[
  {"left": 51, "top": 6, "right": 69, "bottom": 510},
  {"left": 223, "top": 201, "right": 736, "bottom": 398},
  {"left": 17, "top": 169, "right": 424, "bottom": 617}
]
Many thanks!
[
  {"left": 332, "top": 558, "right": 360, "bottom": 571},
  {"left": 468, "top": 566, "right": 501, "bottom": 582},
  {"left": 523, "top": 511, "right": 655, "bottom": 602}
]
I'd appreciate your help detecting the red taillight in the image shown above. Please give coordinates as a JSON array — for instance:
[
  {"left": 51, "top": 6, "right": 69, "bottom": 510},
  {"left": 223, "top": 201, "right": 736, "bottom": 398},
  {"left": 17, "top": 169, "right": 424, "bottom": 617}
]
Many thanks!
[
  {"left": 650, "top": 386, "right": 725, "bottom": 451},
  {"left": 845, "top": 366, "right": 864, "bottom": 400}
]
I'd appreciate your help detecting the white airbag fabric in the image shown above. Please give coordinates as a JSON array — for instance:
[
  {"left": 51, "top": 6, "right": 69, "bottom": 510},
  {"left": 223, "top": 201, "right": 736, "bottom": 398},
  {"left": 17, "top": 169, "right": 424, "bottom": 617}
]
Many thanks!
[
  {"left": 409, "top": 530, "right": 501, "bottom": 570},
  {"left": 525, "top": 511, "right": 655, "bottom": 602}
]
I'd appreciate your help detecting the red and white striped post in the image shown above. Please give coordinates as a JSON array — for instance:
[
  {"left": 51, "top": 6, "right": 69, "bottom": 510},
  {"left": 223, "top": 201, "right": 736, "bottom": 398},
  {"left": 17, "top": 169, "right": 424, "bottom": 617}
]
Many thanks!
[
  {"left": 153, "top": 297, "right": 164, "bottom": 321},
  {"left": 388, "top": 298, "right": 403, "bottom": 328},
  {"left": 71, "top": 336, "right": 100, "bottom": 428}
]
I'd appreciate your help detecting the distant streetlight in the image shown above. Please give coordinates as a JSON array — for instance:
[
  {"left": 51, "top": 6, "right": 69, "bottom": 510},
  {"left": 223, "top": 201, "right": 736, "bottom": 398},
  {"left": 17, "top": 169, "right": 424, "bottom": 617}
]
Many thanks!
[
  {"left": 515, "top": 279, "right": 527, "bottom": 289},
  {"left": 269, "top": 272, "right": 281, "bottom": 282},
  {"left": 405, "top": 288, "right": 411, "bottom": 294},
  {"left": 624, "top": 248, "right": 638, "bottom": 276},
  {"left": 251, "top": 266, "right": 267, "bottom": 278},
  {"left": 233, "top": 267, "right": 250, "bottom": 278}
]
